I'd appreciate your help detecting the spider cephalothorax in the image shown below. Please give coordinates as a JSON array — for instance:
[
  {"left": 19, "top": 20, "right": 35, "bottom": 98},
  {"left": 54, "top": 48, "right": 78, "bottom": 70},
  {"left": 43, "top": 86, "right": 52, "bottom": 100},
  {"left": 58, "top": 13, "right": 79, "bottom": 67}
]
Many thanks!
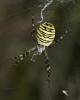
[{"left": 6, "top": 12, "right": 70, "bottom": 88}]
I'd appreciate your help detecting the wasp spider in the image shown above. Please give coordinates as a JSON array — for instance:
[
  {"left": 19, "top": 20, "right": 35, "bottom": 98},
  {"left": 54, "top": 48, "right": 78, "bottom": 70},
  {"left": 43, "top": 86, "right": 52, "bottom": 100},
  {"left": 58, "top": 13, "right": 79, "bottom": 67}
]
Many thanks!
[{"left": 6, "top": 12, "right": 70, "bottom": 88}]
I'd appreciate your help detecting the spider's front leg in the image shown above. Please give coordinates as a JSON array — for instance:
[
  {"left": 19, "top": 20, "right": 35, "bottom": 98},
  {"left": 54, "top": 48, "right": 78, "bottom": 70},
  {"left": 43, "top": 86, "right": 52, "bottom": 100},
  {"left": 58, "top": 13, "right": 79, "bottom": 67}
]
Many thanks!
[
  {"left": 13, "top": 46, "right": 37, "bottom": 68},
  {"left": 43, "top": 49, "right": 51, "bottom": 88},
  {"left": 5, "top": 46, "right": 37, "bottom": 68}
]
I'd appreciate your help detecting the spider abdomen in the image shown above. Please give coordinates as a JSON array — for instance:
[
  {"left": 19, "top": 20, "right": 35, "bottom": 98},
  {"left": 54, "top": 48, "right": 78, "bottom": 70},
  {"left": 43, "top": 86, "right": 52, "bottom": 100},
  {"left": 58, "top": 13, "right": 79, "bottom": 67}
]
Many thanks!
[{"left": 36, "top": 22, "right": 55, "bottom": 46}]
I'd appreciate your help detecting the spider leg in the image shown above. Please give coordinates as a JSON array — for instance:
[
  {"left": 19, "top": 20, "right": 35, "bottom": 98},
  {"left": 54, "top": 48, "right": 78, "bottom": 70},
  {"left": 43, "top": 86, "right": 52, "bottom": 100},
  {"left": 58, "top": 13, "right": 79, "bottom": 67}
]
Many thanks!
[
  {"left": 43, "top": 49, "right": 51, "bottom": 88},
  {"left": 6, "top": 54, "right": 23, "bottom": 60},
  {"left": 49, "top": 31, "right": 67, "bottom": 48},
  {"left": 6, "top": 46, "right": 37, "bottom": 60},
  {"left": 13, "top": 46, "right": 37, "bottom": 68},
  {"left": 13, "top": 57, "right": 24, "bottom": 68},
  {"left": 5, "top": 46, "right": 37, "bottom": 68},
  {"left": 49, "top": 22, "right": 71, "bottom": 48},
  {"left": 31, "top": 7, "right": 36, "bottom": 41}
]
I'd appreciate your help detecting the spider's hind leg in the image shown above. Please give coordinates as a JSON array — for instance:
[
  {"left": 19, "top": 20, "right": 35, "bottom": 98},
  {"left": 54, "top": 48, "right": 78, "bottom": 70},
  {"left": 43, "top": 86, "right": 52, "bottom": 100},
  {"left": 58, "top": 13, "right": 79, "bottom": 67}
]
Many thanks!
[
  {"left": 31, "top": 7, "right": 36, "bottom": 42},
  {"left": 49, "top": 32, "right": 67, "bottom": 48},
  {"left": 43, "top": 49, "right": 51, "bottom": 88},
  {"left": 49, "top": 22, "right": 71, "bottom": 48}
]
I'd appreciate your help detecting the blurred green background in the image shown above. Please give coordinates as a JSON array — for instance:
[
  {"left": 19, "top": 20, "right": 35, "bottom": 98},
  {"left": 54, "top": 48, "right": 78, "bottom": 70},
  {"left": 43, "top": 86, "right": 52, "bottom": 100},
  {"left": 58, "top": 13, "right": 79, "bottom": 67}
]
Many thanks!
[{"left": 0, "top": 0, "right": 80, "bottom": 100}]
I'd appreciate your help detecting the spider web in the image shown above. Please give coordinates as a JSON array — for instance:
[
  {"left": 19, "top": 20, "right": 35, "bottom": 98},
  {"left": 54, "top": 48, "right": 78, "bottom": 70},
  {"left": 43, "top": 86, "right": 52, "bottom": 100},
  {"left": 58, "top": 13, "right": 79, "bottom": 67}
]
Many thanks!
[{"left": 0, "top": 0, "right": 80, "bottom": 100}]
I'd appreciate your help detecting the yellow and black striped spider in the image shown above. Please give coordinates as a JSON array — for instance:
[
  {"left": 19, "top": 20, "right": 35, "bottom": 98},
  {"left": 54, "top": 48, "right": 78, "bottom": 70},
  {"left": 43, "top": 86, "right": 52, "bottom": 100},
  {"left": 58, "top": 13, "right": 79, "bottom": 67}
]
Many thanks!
[{"left": 6, "top": 12, "right": 70, "bottom": 88}]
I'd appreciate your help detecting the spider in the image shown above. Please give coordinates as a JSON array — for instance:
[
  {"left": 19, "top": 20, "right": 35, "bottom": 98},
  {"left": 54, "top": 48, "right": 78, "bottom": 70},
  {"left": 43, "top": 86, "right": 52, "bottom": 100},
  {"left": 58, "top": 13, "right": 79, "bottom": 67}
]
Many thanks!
[{"left": 6, "top": 11, "right": 70, "bottom": 88}]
